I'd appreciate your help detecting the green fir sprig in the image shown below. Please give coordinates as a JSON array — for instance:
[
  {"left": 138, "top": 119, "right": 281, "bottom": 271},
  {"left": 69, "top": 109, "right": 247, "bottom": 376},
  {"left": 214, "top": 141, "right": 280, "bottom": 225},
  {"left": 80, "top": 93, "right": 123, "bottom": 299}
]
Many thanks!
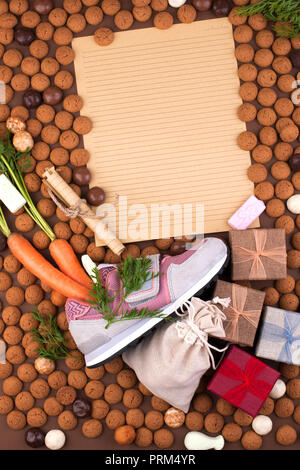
[
  {"left": 88, "top": 256, "right": 170, "bottom": 328},
  {"left": 237, "top": 0, "right": 300, "bottom": 37},
  {"left": 31, "top": 309, "right": 71, "bottom": 361}
]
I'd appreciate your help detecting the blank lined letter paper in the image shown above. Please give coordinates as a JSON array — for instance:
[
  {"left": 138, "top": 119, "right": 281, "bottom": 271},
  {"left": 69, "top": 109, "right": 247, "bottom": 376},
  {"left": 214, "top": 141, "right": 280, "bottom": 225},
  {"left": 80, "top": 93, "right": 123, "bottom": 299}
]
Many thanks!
[{"left": 72, "top": 18, "right": 257, "bottom": 246}]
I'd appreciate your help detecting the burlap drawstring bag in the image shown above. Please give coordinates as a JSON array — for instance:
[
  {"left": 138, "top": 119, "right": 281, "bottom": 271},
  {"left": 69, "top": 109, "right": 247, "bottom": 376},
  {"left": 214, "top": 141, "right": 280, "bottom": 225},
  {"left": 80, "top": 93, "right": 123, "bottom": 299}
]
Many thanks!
[{"left": 123, "top": 296, "right": 229, "bottom": 413}]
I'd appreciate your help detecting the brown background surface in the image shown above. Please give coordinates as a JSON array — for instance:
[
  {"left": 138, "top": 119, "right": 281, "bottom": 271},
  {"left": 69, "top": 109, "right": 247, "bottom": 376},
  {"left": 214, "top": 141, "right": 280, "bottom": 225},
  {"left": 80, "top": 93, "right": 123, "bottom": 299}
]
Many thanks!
[{"left": 0, "top": 0, "right": 300, "bottom": 451}]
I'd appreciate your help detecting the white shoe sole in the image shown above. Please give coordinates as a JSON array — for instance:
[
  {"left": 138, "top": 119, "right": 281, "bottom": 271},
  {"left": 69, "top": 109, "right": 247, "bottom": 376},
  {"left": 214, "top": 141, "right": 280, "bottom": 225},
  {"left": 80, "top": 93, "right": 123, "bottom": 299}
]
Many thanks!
[{"left": 85, "top": 250, "right": 228, "bottom": 368}]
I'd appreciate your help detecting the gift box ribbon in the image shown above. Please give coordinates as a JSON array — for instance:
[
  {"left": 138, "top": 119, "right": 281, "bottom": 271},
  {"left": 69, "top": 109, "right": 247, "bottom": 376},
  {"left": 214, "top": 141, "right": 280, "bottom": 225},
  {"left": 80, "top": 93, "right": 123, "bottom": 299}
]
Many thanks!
[
  {"left": 219, "top": 356, "right": 271, "bottom": 405},
  {"left": 261, "top": 313, "right": 300, "bottom": 363},
  {"left": 224, "top": 284, "right": 260, "bottom": 342},
  {"left": 232, "top": 230, "right": 286, "bottom": 279}
]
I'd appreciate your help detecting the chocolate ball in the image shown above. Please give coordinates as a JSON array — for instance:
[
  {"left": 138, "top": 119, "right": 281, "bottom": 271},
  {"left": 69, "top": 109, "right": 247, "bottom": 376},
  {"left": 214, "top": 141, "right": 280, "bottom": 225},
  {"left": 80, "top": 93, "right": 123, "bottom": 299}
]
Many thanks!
[
  {"left": 72, "top": 398, "right": 91, "bottom": 418},
  {"left": 193, "top": 0, "right": 212, "bottom": 11},
  {"left": 170, "top": 241, "right": 186, "bottom": 255},
  {"left": 290, "top": 154, "right": 300, "bottom": 172},
  {"left": 32, "top": 0, "right": 54, "bottom": 15},
  {"left": 43, "top": 86, "right": 63, "bottom": 106},
  {"left": 212, "top": 0, "right": 231, "bottom": 17},
  {"left": 73, "top": 167, "right": 91, "bottom": 186},
  {"left": 0, "top": 232, "right": 7, "bottom": 252},
  {"left": 290, "top": 50, "right": 300, "bottom": 69},
  {"left": 87, "top": 187, "right": 105, "bottom": 206},
  {"left": 25, "top": 428, "right": 45, "bottom": 448},
  {"left": 15, "top": 28, "right": 34, "bottom": 46},
  {"left": 23, "top": 90, "right": 42, "bottom": 109}
]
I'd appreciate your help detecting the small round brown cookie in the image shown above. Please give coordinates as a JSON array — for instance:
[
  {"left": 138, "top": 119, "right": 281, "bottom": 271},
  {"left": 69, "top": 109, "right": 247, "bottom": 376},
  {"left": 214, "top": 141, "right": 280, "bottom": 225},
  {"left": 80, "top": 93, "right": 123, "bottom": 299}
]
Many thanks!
[
  {"left": 252, "top": 145, "right": 272, "bottom": 164},
  {"left": 257, "top": 88, "right": 277, "bottom": 107},
  {"left": 70, "top": 148, "right": 89, "bottom": 166},
  {"left": 0, "top": 28, "right": 14, "bottom": 45},
  {"left": 237, "top": 103, "right": 256, "bottom": 122},
  {"left": 292, "top": 232, "right": 300, "bottom": 251},
  {"left": 70, "top": 234, "right": 89, "bottom": 254},
  {"left": 68, "top": 370, "right": 88, "bottom": 390},
  {"left": 239, "top": 82, "right": 258, "bottom": 101},
  {"left": 266, "top": 198, "right": 285, "bottom": 218},
  {"left": 153, "top": 11, "right": 173, "bottom": 29},
  {"left": 241, "top": 430, "right": 262, "bottom": 450},
  {"left": 276, "top": 275, "right": 295, "bottom": 294},
  {"left": 11, "top": 105, "right": 29, "bottom": 121},
  {"left": 280, "top": 293, "right": 299, "bottom": 311},
  {"left": 41, "top": 58, "right": 60, "bottom": 79},
  {"left": 123, "top": 389, "right": 143, "bottom": 409},
  {"left": 185, "top": 411, "right": 203, "bottom": 431},
  {"left": 59, "top": 130, "right": 79, "bottom": 149},
  {"left": 36, "top": 104, "right": 55, "bottom": 123},
  {"left": 67, "top": 14, "right": 86, "bottom": 33},
  {"left": 275, "top": 97, "right": 294, "bottom": 117},
  {"left": 85, "top": 5, "right": 103, "bottom": 24},
  {"left": 292, "top": 172, "right": 300, "bottom": 190},
  {"left": 280, "top": 364, "right": 299, "bottom": 379},
  {"left": 0, "top": 363, "right": 13, "bottom": 380},
  {"left": 272, "top": 37, "right": 291, "bottom": 55},
  {"left": 26, "top": 407, "right": 47, "bottom": 427},
  {"left": 21, "top": 10, "right": 40, "bottom": 28},
  {"left": 293, "top": 405, "right": 300, "bottom": 424},
  {"left": 3, "top": 254, "right": 21, "bottom": 273},
  {"left": 48, "top": 370, "right": 67, "bottom": 390},
  {"left": 87, "top": 243, "right": 105, "bottom": 262},
  {"left": 6, "top": 286, "right": 25, "bottom": 306},
  {"left": 193, "top": 393, "right": 213, "bottom": 413},
  {"left": 36, "top": 21, "right": 54, "bottom": 41},
  {"left": 257, "top": 68, "right": 277, "bottom": 87},
  {"left": 276, "top": 117, "right": 293, "bottom": 134},
  {"left": 248, "top": 12, "right": 267, "bottom": 30},
  {"left": 17, "top": 363, "right": 37, "bottom": 383},
  {"left": 238, "top": 63, "right": 257, "bottom": 82},
  {"left": 295, "top": 279, "right": 300, "bottom": 295},
  {"left": 91, "top": 399, "right": 109, "bottom": 420},
  {"left": 280, "top": 124, "right": 299, "bottom": 142},
  {"left": 275, "top": 397, "right": 295, "bottom": 418},
  {"left": 31, "top": 72, "right": 50, "bottom": 92},
  {"left": 117, "top": 369, "right": 137, "bottom": 389},
  {"left": 6, "top": 345, "right": 26, "bottom": 365},
  {"left": 126, "top": 408, "right": 144, "bottom": 428},
  {"left": 25, "top": 284, "right": 44, "bottom": 305},
  {"left": 104, "top": 356, "right": 123, "bottom": 374},
  {"left": 274, "top": 142, "right": 293, "bottom": 161},
  {"left": 104, "top": 384, "right": 123, "bottom": 405},
  {"left": 215, "top": 398, "right": 235, "bottom": 416},
  {"left": 54, "top": 111, "right": 73, "bottom": 131},
  {"left": 237, "top": 131, "right": 257, "bottom": 151},
  {"left": 41, "top": 124, "right": 60, "bottom": 145},
  {"left": 151, "top": 396, "right": 170, "bottom": 412},
  {"left": 11, "top": 73, "right": 30, "bottom": 92},
  {"left": 30, "top": 378, "right": 50, "bottom": 399},
  {"left": 257, "top": 108, "right": 277, "bottom": 126},
  {"left": 277, "top": 74, "right": 295, "bottom": 93},
  {"left": 247, "top": 163, "right": 267, "bottom": 183},
  {"left": 50, "top": 148, "right": 69, "bottom": 166},
  {"left": 275, "top": 180, "right": 294, "bottom": 200},
  {"left": 133, "top": 5, "right": 152, "bottom": 21},
  {"left": 58, "top": 410, "right": 78, "bottom": 431},
  {"left": 73, "top": 116, "right": 92, "bottom": 135},
  {"left": 293, "top": 108, "right": 300, "bottom": 126},
  {"left": 135, "top": 427, "right": 153, "bottom": 447},
  {"left": 292, "top": 37, "right": 300, "bottom": 49},
  {"left": 273, "top": 56, "right": 292, "bottom": 75},
  {"left": 276, "top": 425, "right": 297, "bottom": 446},
  {"left": 53, "top": 26, "right": 73, "bottom": 46},
  {"left": 254, "top": 48, "right": 274, "bottom": 67},
  {"left": 0, "top": 271, "right": 12, "bottom": 291},
  {"left": 3, "top": 48, "right": 22, "bottom": 67},
  {"left": 32, "top": 141, "right": 50, "bottom": 162},
  {"left": 228, "top": 6, "right": 247, "bottom": 25},
  {"left": 154, "top": 428, "right": 174, "bottom": 449},
  {"left": 102, "top": 0, "right": 121, "bottom": 15},
  {"left": 48, "top": 7, "right": 67, "bottom": 27},
  {"left": 54, "top": 70, "right": 73, "bottom": 90},
  {"left": 82, "top": 419, "right": 103, "bottom": 438},
  {"left": 164, "top": 408, "right": 185, "bottom": 429},
  {"left": 271, "top": 161, "right": 291, "bottom": 180},
  {"left": 275, "top": 215, "right": 295, "bottom": 234},
  {"left": 0, "top": 395, "right": 14, "bottom": 415},
  {"left": 114, "top": 10, "right": 134, "bottom": 30},
  {"left": 151, "top": 0, "right": 167, "bottom": 11},
  {"left": 177, "top": 4, "right": 196, "bottom": 23},
  {"left": 233, "top": 408, "right": 253, "bottom": 426},
  {"left": 3, "top": 325, "right": 23, "bottom": 345},
  {"left": 256, "top": 29, "right": 274, "bottom": 48},
  {"left": 0, "top": 65, "right": 13, "bottom": 83},
  {"left": 7, "top": 410, "right": 26, "bottom": 430},
  {"left": 234, "top": 24, "right": 253, "bottom": 43},
  {"left": 204, "top": 412, "right": 224, "bottom": 434},
  {"left": 286, "top": 379, "right": 300, "bottom": 399},
  {"left": 29, "top": 39, "right": 48, "bottom": 59},
  {"left": 84, "top": 380, "right": 105, "bottom": 399},
  {"left": 138, "top": 383, "right": 152, "bottom": 396},
  {"left": 105, "top": 409, "right": 125, "bottom": 430},
  {"left": 2, "top": 306, "right": 21, "bottom": 325},
  {"left": 222, "top": 422, "right": 243, "bottom": 442},
  {"left": 63, "top": 0, "right": 82, "bottom": 13},
  {"left": 3, "top": 376, "right": 23, "bottom": 396},
  {"left": 235, "top": 43, "right": 255, "bottom": 63},
  {"left": 56, "top": 385, "right": 76, "bottom": 405},
  {"left": 145, "top": 410, "right": 163, "bottom": 431}
]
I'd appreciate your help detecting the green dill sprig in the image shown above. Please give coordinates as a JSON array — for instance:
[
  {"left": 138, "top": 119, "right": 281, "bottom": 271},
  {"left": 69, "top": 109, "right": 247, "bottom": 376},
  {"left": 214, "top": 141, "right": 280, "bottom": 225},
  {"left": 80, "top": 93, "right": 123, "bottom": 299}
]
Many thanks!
[
  {"left": 31, "top": 309, "right": 71, "bottom": 361},
  {"left": 88, "top": 256, "right": 166, "bottom": 328},
  {"left": 237, "top": 0, "right": 300, "bottom": 37}
]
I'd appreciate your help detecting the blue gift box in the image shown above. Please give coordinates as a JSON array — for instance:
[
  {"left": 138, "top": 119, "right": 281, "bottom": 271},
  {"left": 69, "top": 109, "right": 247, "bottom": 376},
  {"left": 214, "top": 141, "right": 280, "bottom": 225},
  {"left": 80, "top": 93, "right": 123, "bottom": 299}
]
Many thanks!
[{"left": 255, "top": 306, "right": 300, "bottom": 366}]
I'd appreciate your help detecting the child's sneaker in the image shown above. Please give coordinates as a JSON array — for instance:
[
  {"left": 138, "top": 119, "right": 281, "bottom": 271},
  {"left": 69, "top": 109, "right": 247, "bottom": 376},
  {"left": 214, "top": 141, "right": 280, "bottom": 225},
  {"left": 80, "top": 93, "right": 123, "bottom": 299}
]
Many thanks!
[{"left": 66, "top": 237, "right": 228, "bottom": 367}]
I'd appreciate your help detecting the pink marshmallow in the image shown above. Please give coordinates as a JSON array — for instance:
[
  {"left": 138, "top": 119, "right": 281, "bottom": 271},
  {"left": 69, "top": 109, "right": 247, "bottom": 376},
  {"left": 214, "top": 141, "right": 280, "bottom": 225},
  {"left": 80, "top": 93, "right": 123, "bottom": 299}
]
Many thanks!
[{"left": 228, "top": 195, "right": 266, "bottom": 230}]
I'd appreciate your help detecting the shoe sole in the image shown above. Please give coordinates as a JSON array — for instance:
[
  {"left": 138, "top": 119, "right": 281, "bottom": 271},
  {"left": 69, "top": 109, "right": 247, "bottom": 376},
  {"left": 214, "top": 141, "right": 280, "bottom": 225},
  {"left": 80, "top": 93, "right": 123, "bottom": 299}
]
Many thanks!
[{"left": 85, "top": 249, "right": 229, "bottom": 368}]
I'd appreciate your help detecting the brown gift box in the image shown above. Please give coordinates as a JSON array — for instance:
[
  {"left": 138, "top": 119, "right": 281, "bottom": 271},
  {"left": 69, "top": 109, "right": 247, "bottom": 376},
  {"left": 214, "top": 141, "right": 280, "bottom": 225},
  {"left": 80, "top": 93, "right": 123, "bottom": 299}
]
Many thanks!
[
  {"left": 229, "top": 228, "right": 287, "bottom": 281},
  {"left": 212, "top": 280, "right": 265, "bottom": 346}
]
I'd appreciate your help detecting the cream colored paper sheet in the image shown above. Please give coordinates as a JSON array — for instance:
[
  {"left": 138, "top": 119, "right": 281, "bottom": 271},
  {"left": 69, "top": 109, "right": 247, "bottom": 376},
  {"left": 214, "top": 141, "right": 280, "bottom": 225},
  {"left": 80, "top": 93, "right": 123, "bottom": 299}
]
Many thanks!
[{"left": 73, "top": 18, "right": 257, "bottom": 245}]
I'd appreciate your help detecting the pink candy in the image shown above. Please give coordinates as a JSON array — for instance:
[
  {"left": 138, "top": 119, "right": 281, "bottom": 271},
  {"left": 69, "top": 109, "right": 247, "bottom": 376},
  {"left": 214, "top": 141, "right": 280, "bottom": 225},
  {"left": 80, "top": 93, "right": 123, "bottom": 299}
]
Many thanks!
[{"left": 228, "top": 195, "right": 266, "bottom": 230}]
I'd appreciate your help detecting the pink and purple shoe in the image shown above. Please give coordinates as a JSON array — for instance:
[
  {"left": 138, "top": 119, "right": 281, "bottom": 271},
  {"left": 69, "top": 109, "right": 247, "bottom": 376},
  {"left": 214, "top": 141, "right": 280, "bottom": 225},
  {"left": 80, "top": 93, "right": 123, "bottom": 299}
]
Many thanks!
[{"left": 65, "top": 237, "right": 228, "bottom": 367}]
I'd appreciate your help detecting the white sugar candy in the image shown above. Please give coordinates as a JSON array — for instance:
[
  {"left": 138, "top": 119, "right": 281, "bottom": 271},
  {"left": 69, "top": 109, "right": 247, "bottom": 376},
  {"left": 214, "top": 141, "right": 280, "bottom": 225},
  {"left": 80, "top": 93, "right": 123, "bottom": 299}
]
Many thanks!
[{"left": 0, "top": 174, "right": 26, "bottom": 213}]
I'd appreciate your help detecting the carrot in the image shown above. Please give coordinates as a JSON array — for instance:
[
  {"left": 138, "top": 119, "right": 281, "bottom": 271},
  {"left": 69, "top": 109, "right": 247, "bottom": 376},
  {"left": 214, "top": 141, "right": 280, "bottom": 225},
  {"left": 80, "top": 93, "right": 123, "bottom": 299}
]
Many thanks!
[
  {"left": 7, "top": 233, "right": 90, "bottom": 302},
  {"left": 49, "top": 239, "right": 92, "bottom": 289}
]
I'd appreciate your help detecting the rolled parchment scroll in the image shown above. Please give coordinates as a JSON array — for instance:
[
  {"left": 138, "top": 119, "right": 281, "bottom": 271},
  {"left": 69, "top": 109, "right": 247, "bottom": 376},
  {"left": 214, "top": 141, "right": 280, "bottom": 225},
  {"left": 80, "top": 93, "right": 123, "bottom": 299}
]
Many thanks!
[{"left": 43, "top": 166, "right": 125, "bottom": 256}]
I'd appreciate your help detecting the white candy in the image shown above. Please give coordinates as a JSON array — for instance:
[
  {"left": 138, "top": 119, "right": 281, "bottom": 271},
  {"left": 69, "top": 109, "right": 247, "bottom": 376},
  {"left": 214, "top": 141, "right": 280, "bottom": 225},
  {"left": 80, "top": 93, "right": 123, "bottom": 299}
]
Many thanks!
[
  {"left": 168, "top": 0, "right": 186, "bottom": 7},
  {"left": 252, "top": 415, "right": 273, "bottom": 436},
  {"left": 0, "top": 174, "right": 26, "bottom": 213},
  {"left": 287, "top": 194, "right": 300, "bottom": 214},
  {"left": 45, "top": 430, "right": 66, "bottom": 450},
  {"left": 269, "top": 378, "right": 286, "bottom": 399},
  {"left": 184, "top": 431, "right": 224, "bottom": 450}
]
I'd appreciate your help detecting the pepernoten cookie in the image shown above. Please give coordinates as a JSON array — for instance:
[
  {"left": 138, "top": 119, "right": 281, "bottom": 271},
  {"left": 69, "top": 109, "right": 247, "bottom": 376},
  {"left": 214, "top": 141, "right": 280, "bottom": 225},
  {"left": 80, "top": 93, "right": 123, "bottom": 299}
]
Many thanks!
[
  {"left": 94, "top": 27, "right": 114, "bottom": 46},
  {"left": 154, "top": 12, "right": 173, "bottom": 29}
]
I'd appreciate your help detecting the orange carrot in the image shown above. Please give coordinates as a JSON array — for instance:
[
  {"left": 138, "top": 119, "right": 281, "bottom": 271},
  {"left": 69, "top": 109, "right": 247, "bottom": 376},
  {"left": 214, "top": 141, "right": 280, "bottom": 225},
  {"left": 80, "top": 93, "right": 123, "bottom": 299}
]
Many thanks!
[
  {"left": 7, "top": 233, "right": 90, "bottom": 302},
  {"left": 49, "top": 239, "right": 91, "bottom": 289}
]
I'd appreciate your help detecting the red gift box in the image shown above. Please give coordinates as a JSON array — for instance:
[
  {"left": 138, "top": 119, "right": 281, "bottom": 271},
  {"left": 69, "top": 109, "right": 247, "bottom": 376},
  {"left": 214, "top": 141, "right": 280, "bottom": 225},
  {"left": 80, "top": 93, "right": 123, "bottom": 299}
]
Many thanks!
[{"left": 207, "top": 345, "right": 280, "bottom": 417}]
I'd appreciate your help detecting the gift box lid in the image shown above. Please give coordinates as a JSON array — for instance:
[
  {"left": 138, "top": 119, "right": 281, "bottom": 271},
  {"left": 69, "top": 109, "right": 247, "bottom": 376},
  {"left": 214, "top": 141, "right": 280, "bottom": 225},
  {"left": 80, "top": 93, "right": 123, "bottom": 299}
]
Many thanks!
[
  {"left": 256, "top": 306, "right": 300, "bottom": 366},
  {"left": 207, "top": 345, "right": 280, "bottom": 417}
]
